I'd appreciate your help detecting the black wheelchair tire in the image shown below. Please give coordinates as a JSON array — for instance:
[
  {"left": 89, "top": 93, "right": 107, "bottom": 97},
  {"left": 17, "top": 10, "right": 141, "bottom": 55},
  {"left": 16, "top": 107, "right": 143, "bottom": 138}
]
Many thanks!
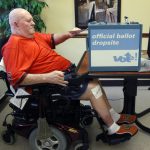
[
  {"left": 69, "top": 140, "right": 89, "bottom": 150},
  {"left": 1, "top": 130, "right": 16, "bottom": 145},
  {"left": 29, "top": 126, "right": 68, "bottom": 150}
]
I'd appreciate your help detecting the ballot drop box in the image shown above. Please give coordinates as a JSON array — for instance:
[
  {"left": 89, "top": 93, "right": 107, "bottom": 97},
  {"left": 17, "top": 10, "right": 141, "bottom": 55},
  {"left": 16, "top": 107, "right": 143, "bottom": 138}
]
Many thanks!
[{"left": 87, "top": 23, "right": 142, "bottom": 71}]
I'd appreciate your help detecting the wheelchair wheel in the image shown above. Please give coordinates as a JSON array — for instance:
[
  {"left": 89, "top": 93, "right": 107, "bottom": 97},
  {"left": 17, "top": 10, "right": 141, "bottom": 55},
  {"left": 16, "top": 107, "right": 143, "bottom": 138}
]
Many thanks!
[
  {"left": 81, "top": 115, "right": 93, "bottom": 126},
  {"left": 1, "top": 130, "right": 16, "bottom": 145},
  {"left": 29, "top": 126, "right": 68, "bottom": 150},
  {"left": 80, "top": 104, "right": 93, "bottom": 127},
  {"left": 69, "top": 140, "right": 89, "bottom": 150}
]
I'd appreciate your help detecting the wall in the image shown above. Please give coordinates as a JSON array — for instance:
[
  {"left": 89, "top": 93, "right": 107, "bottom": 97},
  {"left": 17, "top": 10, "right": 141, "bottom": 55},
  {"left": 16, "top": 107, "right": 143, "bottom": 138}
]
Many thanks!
[
  {"left": 121, "top": 0, "right": 150, "bottom": 32},
  {"left": 41, "top": 0, "right": 150, "bottom": 64},
  {"left": 41, "top": 0, "right": 75, "bottom": 33},
  {"left": 121, "top": 0, "right": 150, "bottom": 52}
]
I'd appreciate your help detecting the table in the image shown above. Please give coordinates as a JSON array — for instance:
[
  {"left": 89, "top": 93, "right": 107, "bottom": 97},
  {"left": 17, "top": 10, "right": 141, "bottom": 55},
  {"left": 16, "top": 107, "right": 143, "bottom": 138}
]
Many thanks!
[{"left": 77, "top": 51, "right": 150, "bottom": 133}]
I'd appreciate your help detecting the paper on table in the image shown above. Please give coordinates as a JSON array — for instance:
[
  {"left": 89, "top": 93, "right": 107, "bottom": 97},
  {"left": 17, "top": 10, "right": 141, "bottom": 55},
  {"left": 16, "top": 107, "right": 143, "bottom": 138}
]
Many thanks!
[{"left": 139, "top": 58, "right": 150, "bottom": 72}]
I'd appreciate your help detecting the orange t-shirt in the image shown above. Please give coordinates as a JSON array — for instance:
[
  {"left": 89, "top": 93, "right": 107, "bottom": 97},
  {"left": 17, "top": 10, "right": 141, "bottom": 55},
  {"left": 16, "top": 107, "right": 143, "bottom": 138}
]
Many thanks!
[{"left": 2, "top": 32, "right": 71, "bottom": 87}]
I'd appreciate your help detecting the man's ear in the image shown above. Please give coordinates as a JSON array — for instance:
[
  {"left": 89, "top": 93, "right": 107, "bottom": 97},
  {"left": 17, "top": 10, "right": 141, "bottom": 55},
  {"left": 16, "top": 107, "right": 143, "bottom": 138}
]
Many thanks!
[{"left": 14, "top": 22, "right": 19, "bottom": 27}]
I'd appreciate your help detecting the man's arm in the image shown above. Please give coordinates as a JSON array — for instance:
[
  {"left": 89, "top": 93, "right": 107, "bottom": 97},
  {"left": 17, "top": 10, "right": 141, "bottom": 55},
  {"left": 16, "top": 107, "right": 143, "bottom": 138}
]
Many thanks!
[
  {"left": 20, "top": 71, "right": 68, "bottom": 86},
  {"left": 53, "top": 28, "right": 82, "bottom": 45}
]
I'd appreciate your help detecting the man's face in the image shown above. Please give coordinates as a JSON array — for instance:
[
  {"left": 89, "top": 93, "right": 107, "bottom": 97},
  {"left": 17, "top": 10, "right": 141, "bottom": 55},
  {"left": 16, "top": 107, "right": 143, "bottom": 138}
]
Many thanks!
[{"left": 16, "top": 12, "right": 35, "bottom": 38}]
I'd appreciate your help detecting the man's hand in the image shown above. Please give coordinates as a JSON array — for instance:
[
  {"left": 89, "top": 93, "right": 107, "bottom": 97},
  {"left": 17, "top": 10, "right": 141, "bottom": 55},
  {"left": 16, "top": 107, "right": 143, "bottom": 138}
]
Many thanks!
[
  {"left": 46, "top": 71, "right": 68, "bottom": 86},
  {"left": 68, "top": 27, "right": 82, "bottom": 37},
  {"left": 53, "top": 27, "right": 84, "bottom": 45}
]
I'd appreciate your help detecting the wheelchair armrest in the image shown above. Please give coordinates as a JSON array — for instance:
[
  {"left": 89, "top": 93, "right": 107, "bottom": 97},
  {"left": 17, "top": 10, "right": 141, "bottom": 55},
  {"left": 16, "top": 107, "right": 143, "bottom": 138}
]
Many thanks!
[
  {"left": 19, "top": 83, "right": 64, "bottom": 99},
  {"left": 19, "top": 83, "right": 60, "bottom": 88}
]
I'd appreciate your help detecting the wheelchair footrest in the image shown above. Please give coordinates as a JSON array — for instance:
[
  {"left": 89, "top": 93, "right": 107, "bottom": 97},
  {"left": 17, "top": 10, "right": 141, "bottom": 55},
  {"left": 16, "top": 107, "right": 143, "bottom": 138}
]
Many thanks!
[{"left": 96, "top": 132, "right": 131, "bottom": 145}]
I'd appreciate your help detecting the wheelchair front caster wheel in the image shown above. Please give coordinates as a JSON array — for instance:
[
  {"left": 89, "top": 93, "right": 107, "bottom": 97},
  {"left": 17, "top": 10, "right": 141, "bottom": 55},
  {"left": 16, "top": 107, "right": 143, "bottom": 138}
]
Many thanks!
[
  {"left": 80, "top": 105, "right": 93, "bottom": 127},
  {"left": 82, "top": 115, "right": 93, "bottom": 126},
  {"left": 1, "top": 130, "right": 16, "bottom": 145},
  {"left": 69, "top": 140, "right": 89, "bottom": 150},
  {"left": 29, "top": 126, "right": 68, "bottom": 150}
]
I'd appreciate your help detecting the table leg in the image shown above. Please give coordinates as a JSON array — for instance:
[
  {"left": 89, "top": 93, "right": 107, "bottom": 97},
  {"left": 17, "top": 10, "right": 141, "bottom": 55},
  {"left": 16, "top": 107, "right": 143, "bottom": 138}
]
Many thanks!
[{"left": 122, "top": 77, "right": 137, "bottom": 114}]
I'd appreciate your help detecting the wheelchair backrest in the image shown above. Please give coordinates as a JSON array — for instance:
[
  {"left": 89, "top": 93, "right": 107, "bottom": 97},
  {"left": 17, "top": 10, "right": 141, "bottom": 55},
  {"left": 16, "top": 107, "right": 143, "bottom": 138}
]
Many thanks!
[{"left": 0, "top": 37, "right": 14, "bottom": 97}]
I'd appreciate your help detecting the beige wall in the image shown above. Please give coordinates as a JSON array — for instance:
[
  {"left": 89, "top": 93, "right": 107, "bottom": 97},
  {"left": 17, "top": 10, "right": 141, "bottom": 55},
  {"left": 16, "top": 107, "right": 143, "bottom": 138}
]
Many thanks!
[
  {"left": 121, "top": 0, "right": 150, "bottom": 51},
  {"left": 41, "top": 0, "right": 75, "bottom": 33},
  {"left": 121, "top": 0, "right": 150, "bottom": 32},
  {"left": 41, "top": 0, "right": 150, "bottom": 64}
]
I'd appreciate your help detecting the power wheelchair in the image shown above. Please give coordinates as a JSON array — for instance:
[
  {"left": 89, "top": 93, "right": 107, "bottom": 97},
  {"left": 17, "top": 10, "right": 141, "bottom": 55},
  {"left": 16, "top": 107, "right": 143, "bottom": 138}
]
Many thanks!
[
  {"left": 0, "top": 70, "right": 93, "bottom": 149},
  {"left": 0, "top": 70, "right": 133, "bottom": 150}
]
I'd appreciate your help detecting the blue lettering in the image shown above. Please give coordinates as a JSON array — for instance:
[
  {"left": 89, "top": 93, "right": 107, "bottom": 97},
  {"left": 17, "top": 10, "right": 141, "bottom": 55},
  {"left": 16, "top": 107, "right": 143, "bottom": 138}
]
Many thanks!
[
  {"left": 113, "top": 56, "right": 121, "bottom": 62},
  {"left": 113, "top": 52, "right": 138, "bottom": 63},
  {"left": 113, "top": 56, "right": 127, "bottom": 62}
]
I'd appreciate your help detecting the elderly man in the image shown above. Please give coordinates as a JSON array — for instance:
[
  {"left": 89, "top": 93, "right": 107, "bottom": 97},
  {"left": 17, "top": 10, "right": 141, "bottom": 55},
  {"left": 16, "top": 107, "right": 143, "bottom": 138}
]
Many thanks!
[{"left": 2, "top": 8, "right": 138, "bottom": 140}]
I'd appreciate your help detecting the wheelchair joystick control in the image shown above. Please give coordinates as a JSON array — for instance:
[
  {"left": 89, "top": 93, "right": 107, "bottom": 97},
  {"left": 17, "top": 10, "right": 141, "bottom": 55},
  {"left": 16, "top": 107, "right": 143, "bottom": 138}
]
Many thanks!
[
  {"left": 64, "top": 73, "right": 75, "bottom": 81},
  {"left": 64, "top": 72, "right": 89, "bottom": 86}
]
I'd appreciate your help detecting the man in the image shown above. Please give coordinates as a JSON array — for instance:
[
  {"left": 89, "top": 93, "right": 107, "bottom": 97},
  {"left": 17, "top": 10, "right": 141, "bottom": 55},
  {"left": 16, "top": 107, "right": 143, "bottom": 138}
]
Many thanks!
[{"left": 2, "top": 8, "right": 138, "bottom": 140}]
